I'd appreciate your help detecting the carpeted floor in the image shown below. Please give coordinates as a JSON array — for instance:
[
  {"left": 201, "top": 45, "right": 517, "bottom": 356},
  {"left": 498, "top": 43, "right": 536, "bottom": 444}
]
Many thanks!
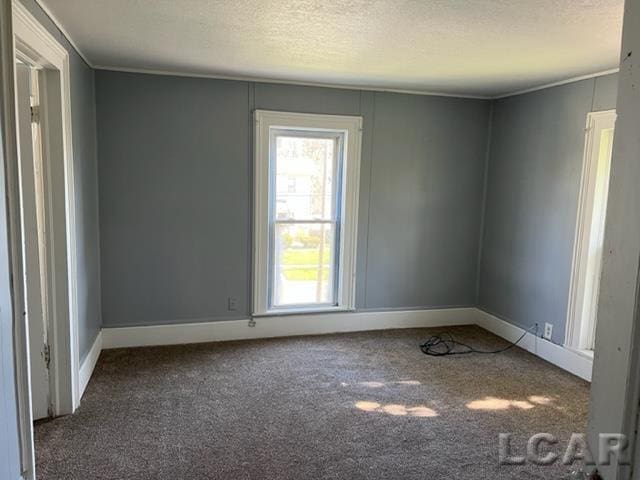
[{"left": 35, "top": 326, "right": 590, "bottom": 480}]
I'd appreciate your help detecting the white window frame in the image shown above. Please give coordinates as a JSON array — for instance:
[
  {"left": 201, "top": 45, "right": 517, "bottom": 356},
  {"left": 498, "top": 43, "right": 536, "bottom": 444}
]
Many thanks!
[
  {"left": 565, "top": 109, "right": 616, "bottom": 354},
  {"left": 253, "top": 110, "right": 362, "bottom": 316}
]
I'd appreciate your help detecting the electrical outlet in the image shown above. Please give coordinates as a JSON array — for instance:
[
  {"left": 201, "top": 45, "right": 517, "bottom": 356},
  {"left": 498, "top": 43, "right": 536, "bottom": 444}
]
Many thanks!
[
  {"left": 544, "top": 323, "right": 553, "bottom": 341},
  {"left": 227, "top": 296, "right": 237, "bottom": 311}
]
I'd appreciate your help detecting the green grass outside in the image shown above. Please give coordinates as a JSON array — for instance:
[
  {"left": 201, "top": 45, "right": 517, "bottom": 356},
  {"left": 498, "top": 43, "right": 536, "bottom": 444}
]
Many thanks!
[
  {"left": 281, "top": 248, "right": 331, "bottom": 281},
  {"left": 282, "top": 248, "right": 331, "bottom": 265},
  {"left": 283, "top": 268, "right": 330, "bottom": 281}
]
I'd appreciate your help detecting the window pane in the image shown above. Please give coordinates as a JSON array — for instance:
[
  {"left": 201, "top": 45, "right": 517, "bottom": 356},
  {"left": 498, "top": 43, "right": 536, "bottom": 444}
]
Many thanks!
[
  {"left": 275, "top": 136, "right": 335, "bottom": 221},
  {"left": 272, "top": 222, "right": 336, "bottom": 307}
]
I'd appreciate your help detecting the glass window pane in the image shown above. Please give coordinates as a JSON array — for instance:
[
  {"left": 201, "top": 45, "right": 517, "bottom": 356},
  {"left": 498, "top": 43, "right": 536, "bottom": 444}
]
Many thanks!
[
  {"left": 274, "top": 136, "right": 335, "bottom": 221},
  {"left": 272, "top": 223, "right": 336, "bottom": 307}
]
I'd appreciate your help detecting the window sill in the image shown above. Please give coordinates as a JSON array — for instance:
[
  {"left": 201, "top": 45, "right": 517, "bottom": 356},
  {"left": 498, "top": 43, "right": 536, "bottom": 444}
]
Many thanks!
[
  {"left": 252, "top": 306, "right": 355, "bottom": 318},
  {"left": 565, "top": 346, "right": 594, "bottom": 360}
]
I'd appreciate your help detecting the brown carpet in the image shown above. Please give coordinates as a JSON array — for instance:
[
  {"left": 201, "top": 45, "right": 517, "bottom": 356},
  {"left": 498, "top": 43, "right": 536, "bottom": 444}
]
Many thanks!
[{"left": 35, "top": 326, "right": 589, "bottom": 480}]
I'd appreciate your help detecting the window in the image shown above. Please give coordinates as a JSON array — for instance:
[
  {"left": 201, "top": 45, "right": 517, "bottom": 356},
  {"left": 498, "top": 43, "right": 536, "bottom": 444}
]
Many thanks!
[
  {"left": 253, "top": 111, "right": 362, "bottom": 315},
  {"left": 566, "top": 109, "right": 616, "bottom": 352}
]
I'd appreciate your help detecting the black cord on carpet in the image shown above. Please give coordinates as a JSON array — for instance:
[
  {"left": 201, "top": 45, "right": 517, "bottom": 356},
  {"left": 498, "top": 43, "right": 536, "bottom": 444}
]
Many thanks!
[{"left": 420, "top": 325, "right": 538, "bottom": 356}]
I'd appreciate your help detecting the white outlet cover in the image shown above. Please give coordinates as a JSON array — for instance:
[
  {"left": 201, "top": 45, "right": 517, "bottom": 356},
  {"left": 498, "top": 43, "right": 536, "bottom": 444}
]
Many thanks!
[{"left": 544, "top": 323, "right": 553, "bottom": 340}]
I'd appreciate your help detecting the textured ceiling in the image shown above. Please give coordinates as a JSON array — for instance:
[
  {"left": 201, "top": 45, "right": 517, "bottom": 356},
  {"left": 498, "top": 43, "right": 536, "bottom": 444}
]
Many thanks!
[{"left": 38, "top": 0, "right": 624, "bottom": 97}]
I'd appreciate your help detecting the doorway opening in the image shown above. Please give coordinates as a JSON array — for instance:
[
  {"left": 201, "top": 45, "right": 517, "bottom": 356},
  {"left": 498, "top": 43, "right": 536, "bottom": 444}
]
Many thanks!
[
  {"left": 15, "top": 62, "right": 52, "bottom": 422},
  {"left": 12, "top": 1, "right": 81, "bottom": 478},
  {"left": 566, "top": 110, "right": 616, "bottom": 355}
]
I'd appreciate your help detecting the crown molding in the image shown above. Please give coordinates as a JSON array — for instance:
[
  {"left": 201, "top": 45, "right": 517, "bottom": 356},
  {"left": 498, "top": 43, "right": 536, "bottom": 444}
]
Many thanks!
[
  {"left": 31, "top": 0, "right": 93, "bottom": 67},
  {"left": 93, "top": 64, "right": 622, "bottom": 101},
  {"left": 92, "top": 64, "right": 494, "bottom": 99},
  {"left": 494, "top": 68, "right": 620, "bottom": 99}
]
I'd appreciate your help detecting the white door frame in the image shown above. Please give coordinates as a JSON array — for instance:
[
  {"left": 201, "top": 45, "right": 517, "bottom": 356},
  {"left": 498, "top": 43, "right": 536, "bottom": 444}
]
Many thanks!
[
  {"left": 11, "top": 0, "right": 80, "bottom": 477},
  {"left": 565, "top": 109, "right": 616, "bottom": 352},
  {"left": 15, "top": 62, "right": 51, "bottom": 421}
]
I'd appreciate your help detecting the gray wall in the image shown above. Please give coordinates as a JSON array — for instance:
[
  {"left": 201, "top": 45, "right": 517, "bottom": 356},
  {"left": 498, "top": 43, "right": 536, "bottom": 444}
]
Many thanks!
[
  {"left": 96, "top": 71, "right": 491, "bottom": 327},
  {"left": 364, "top": 93, "right": 489, "bottom": 309},
  {"left": 21, "top": 0, "right": 102, "bottom": 361},
  {"left": 97, "top": 74, "right": 251, "bottom": 326},
  {"left": 478, "top": 73, "right": 618, "bottom": 344}
]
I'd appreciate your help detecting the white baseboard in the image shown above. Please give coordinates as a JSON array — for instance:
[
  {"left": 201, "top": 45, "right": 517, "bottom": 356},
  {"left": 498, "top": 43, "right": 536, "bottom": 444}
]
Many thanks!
[
  {"left": 82, "top": 308, "right": 590, "bottom": 392},
  {"left": 78, "top": 331, "right": 102, "bottom": 401},
  {"left": 475, "top": 309, "right": 593, "bottom": 381},
  {"left": 101, "top": 307, "right": 476, "bottom": 349}
]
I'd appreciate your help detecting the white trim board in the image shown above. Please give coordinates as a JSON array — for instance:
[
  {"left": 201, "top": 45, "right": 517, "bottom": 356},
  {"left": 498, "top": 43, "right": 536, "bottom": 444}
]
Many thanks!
[
  {"left": 94, "top": 65, "right": 492, "bottom": 100},
  {"left": 102, "top": 308, "right": 476, "bottom": 349},
  {"left": 93, "top": 308, "right": 592, "bottom": 385},
  {"left": 475, "top": 309, "right": 593, "bottom": 381},
  {"left": 78, "top": 331, "right": 102, "bottom": 401},
  {"left": 492, "top": 68, "right": 620, "bottom": 99},
  {"left": 94, "top": 65, "right": 621, "bottom": 101},
  {"left": 13, "top": 0, "right": 81, "bottom": 414},
  {"left": 31, "top": 0, "right": 93, "bottom": 67},
  {"left": 565, "top": 110, "right": 617, "bottom": 351},
  {"left": 11, "top": 3, "right": 81, "bottom": 479},
  {"left": 252, "top": 110, "right": 362, "bottom": 316}
]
